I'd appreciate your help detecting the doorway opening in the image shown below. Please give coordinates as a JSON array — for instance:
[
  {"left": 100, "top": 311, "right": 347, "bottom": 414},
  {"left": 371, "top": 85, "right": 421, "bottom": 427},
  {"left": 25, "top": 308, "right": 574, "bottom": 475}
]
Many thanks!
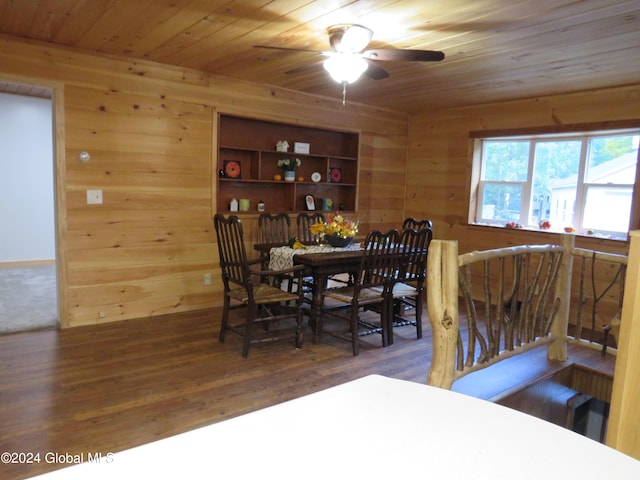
[{"left": 0, "top": 80, "right": 58, "bottom": 334}]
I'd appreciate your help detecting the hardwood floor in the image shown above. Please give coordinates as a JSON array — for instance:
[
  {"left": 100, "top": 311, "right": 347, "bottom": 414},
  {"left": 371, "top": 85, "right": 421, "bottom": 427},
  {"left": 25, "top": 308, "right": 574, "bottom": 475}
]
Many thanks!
[{"left": 0, "top": 307, "right": 615, "bottom": 479}]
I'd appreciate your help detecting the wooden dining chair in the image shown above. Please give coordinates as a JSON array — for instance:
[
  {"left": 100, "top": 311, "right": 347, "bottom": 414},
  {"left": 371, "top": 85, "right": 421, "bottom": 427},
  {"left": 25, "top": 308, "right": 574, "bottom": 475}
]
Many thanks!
[
  {"left": 292, "top": 212, "right": 327, "bottom": 298},
  {"left": 321, "top": 229, "right": 400, "bottom": 355},
  {"left": 402, "top": 217, "right": 433, "bottom": 232},
  {"left": 296, "top": 212, "right": 325, "bottom": 244},
  {"left": 385, "top": 226, "right": 433, "bottom": 344},
  {"left": 257, "top": 212, "right": 292, "bottom": 282},
  {"left": 258, "top": 212, "right": 291, "bottom": 244},
  {"left": 214, "top": 214, "right": 305, "bottom": 357}
]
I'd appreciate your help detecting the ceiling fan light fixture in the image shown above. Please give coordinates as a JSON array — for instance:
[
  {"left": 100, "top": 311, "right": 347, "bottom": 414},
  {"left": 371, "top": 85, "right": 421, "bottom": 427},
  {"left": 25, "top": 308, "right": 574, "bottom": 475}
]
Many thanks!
[
  {"left": 323, "top": 55, "right": 369, "bottom": 84},
  {"left": 255, "top": 23, "right": 443, "bottom": 89},
  {"left": 328, "top": 24, "right": 373, "bottom": 53}
]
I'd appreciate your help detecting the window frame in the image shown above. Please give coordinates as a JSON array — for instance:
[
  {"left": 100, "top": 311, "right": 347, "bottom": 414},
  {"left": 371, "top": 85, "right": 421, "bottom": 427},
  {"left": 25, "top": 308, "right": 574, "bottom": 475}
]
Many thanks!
[{"left": 469, "top": 125, "right": 640, "bottom": 239}]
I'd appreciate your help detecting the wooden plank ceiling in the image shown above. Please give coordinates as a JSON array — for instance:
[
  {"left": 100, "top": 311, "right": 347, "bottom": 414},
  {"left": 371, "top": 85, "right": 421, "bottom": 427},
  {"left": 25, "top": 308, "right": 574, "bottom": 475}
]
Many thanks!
[{"left": 0, "top": 0, "right": 639, "bottom": 113}]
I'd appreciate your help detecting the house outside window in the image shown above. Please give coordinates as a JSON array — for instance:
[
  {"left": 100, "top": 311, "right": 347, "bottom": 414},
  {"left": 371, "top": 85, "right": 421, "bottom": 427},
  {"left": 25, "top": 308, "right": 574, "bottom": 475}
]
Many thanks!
[{"left": 471, "top": 129, "right": 640, "bottom": 240}]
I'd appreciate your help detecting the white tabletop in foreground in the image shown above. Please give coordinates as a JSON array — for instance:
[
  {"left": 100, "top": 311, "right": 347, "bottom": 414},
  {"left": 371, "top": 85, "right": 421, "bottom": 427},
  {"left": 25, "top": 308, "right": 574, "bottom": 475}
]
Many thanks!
[{"left": 29, "top": 374, "right": 640, "bottom": 479}]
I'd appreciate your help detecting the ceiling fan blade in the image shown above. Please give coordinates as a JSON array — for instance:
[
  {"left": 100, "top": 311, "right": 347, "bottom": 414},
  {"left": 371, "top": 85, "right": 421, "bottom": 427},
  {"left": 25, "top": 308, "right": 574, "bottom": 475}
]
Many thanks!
[
  {"left": 254, "top": 45, "right": 327, "bottom": 55},
  {"left": 363, "top": 48, "right": 445, "bottom": 62},
  {"left": 285, "top": 62, "right": 323, "bottom": 76},
  {"left": 364, "top": 60, "right": 389, "bottom": 80}
]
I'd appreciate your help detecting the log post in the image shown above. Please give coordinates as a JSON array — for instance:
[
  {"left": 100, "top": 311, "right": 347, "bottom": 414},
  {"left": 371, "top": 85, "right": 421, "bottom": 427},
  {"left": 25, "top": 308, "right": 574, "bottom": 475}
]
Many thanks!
[
  {"left": 427, "top": 239, "right": 459, "bottom": 389},
  {"left": 548, "top": 233, "right": 574, "bottom": 361},
  {"left": 607, "top": 230, "right": 640, "bottom": 459}
]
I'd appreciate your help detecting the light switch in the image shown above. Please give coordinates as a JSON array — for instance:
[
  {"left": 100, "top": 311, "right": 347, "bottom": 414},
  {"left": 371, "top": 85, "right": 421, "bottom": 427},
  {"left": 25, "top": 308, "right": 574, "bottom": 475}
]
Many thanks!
[{"left": 87, "top": 189, "right": 103, "bottom": 205}]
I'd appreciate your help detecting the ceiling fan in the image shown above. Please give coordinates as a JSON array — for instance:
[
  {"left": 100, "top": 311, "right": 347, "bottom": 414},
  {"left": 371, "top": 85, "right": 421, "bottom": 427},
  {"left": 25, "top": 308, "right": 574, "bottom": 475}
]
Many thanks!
[{"left": 255, "top": 24, "right": 445, "bottom": 104}]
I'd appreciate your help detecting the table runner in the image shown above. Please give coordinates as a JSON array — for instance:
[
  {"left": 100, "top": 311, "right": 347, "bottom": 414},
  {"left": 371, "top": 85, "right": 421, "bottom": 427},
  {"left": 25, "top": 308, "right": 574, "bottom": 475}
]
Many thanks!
[{"left": 268, "top": 244, "right": 361, "bottom": 270}]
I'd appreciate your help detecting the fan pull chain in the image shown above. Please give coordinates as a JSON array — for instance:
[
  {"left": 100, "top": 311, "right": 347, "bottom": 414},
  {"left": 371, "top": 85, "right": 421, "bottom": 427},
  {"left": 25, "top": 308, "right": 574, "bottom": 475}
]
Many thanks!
[{"left": 342, "top": 82, "right": 347, "bottom": 107}]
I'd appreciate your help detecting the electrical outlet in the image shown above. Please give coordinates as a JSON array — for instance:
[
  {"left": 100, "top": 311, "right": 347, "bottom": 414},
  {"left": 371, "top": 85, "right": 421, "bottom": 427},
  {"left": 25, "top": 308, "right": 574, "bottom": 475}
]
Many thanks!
[
  {"left": 204, "top": 273, "right": 212, "bottom": 285},
  {"left": 87, "top": 189, "right": 103, "bottom": 205}
]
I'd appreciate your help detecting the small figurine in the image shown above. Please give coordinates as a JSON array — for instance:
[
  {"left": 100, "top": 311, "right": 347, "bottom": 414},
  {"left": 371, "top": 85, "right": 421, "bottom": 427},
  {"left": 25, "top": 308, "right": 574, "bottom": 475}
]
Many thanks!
[{"left": 276, "top": 140, "right": 289, "bottom": 152}]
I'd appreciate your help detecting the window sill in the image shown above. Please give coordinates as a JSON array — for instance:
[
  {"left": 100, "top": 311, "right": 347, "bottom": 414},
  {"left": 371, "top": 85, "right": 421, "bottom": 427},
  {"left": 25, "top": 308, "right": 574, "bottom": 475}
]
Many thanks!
[{"left": 468, "top": 222, "right": 628, "bottom": 242}]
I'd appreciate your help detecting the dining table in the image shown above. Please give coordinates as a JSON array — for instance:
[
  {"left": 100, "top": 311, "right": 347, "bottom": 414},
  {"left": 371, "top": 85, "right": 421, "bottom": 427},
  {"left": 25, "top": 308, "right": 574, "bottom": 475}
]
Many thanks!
[
  {"left": 27, "top": 375, "right": 640, "bottom": 479},
  {"left": 254, "top": 242, "right": 364, "bottom": 338}
]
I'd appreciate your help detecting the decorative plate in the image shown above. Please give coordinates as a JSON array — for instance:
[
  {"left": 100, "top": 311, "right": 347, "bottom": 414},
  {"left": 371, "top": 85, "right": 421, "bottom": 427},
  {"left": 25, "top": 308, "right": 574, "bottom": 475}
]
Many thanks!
[
  {"left": 311, "top": 172, "right": 321, "bottom": 182},
  {"left": 224, "top": 160, "right": 241, "bottom": 178},
  {"left": 329, "top": 167, "right": 342, "bottom": 183}
]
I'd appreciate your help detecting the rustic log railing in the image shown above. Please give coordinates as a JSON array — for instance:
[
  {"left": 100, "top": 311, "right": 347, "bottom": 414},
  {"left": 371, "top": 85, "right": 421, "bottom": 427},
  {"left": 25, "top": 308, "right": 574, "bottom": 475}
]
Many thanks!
[
  {"left": 427, "top": 240, "right": 564, "bottom": 389},
  {"left": 427, "top": 234, "right": 628, "bottom": 390},
  {"left": 559, "top": 234, "right": 627, "bottom": 354}
]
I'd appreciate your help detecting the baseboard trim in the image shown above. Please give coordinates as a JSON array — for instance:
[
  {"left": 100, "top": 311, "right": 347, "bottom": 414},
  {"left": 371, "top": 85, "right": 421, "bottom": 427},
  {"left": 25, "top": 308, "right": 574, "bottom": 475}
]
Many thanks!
[{"left": 0, "top": 259, "right": 55, "bottom": 268}]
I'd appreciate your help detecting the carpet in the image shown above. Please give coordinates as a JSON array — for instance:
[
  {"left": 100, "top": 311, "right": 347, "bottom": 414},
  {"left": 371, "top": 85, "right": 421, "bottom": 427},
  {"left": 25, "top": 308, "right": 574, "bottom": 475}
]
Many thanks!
[{"left": 0, "top": 264, "right": 58, "bottom": 334}]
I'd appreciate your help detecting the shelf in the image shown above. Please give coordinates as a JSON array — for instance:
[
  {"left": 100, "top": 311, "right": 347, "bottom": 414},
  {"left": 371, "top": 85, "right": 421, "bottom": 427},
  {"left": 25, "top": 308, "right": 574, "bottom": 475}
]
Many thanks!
[
  {"left": 220, "top": 145, "right": 356, "bottom": 161},
  {"left": 217, "top": 114, "right": 359, "bottom": 213},
  {"left": 219, "top": 178, "right": 355, "bottom": 187}
]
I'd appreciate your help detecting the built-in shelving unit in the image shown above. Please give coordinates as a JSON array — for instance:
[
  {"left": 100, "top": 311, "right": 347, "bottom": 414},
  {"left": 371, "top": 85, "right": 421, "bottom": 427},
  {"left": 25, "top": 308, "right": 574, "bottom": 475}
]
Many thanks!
[{"left": 217, "top": 114, "right": 359, "bottom": 214}]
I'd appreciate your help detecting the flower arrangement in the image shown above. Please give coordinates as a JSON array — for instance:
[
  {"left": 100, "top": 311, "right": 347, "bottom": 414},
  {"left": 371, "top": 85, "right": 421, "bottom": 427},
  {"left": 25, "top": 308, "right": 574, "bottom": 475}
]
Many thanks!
[
  {"left": 309, "top": 212, "right": 358, "bottom": 239},
  {"left": 276, "top": 157, "right": 301, "bottom": 171}
]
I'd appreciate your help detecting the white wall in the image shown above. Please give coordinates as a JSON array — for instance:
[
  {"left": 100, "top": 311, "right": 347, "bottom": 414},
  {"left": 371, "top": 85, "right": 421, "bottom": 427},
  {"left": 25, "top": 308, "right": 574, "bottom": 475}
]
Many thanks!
[{"left": 0, "top": 92, "right": 54, "bottom": 262}]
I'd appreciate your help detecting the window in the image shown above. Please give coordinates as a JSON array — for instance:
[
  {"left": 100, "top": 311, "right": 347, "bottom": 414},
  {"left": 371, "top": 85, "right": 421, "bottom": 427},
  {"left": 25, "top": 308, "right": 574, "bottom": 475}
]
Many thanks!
[{"left": 471, "top": 129, "right": 640, "bottom": 239}]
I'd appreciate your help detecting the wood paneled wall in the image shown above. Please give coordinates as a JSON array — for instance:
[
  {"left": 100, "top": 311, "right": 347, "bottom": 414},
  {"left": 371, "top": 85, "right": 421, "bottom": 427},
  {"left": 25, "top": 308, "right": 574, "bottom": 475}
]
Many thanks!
[
  {"left": 0, "top": 34, "right": 408, "bottom": 327},
  {"left": 3, "top": 31, "right": 637, "bottom": 331},
  {"left": 408, "top": 85, "right": 640, "bottom": 247},
  {"left": 407, "top": 85, "right": 640, "bottom": 331}
]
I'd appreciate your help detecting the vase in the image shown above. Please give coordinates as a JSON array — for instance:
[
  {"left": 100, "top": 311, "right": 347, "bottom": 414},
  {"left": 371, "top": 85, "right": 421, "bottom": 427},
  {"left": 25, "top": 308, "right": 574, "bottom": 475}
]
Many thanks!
[
  {"left": 325, "top": 235, "right": 352, "bottom": 248},
  {"left": 284, "top": 170, "right": 295, "bottom": 182}
]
